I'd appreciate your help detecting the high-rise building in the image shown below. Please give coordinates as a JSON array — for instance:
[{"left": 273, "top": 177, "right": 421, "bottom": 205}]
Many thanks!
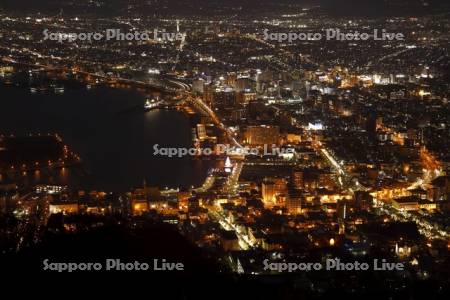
[
  {"left": 337, "top": 201, "right": 347, "bottom": 220},
  {"left": 226, "top": 72, "right": 237, "bottom": 87},
  {"left": 212, "top": 91, "right": 237, "bottom": 110},
  {"left": 197, "top": 124, "right": 207, "bottom": 140},
  {"left": 286, "top": 186, "right": 302, "bottom": 214},
  {"left": 203, "top": 84, "right": 214, "bottom": 107},
  {"left": 262, "top": 177, "right": 287, "bottom": 206},
  {"left": 262, "top": 180, "right": 276, "bottom": 205},
  {"left": 193, "top": 78, "right": 205, "bottom": 94},
  {"left": 292, "top": 168, "right": 304, "bottom": 189}
]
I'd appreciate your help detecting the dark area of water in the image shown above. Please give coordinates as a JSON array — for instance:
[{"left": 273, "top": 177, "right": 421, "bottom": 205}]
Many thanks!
[{"left": 0, "top": 84, "right": 212, "bottom": 192}]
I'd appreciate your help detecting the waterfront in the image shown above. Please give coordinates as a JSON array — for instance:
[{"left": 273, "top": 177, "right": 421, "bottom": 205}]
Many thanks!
[{"left": 0, "top": 84, "right": 212, "bottom": 191}]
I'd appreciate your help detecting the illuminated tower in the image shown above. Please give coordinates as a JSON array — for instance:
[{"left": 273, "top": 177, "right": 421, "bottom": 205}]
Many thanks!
[{"left": 224, "top": 156, "right": 233, "bottom": 173}]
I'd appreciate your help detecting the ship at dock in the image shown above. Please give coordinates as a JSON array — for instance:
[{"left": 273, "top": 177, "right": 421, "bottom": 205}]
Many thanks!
[{"left": 144, "top": 97, "right": 166, "bottom": 111}]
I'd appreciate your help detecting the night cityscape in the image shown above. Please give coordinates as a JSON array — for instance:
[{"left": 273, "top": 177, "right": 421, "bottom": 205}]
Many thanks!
[{"left": 0, "top": 0, "right": 449, "bottom": 298}]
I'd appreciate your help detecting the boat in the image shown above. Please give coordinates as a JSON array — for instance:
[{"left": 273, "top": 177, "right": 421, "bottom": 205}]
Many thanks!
[
  {"left": 54, "top": 86, "right": 65, "bottom": 94},
  {"left": 144, "top": 97, "right": 165, "bottom": 111}
]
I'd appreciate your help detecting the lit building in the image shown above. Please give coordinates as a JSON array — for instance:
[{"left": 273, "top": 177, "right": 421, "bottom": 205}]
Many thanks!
[
  {"left": 419, "top": 200, "right": 437, "bottom": 211},
  {"left": 231, "top": 107, "right": 246, "bottom": 121},
  {"left": 262, "top": 177, "right": 287, "bottom": 206},
  {"left": 262, "top": 180, "right": 276, "bottom": 205},
  {"left": 130, "top": 186, "right": 161, "bottom": 215},
  {"left": 197, "top": 124, "right": 207, "bottom": 140},
  {"left": 49, "top": 202, "right": 79, "bottom": 214},
  {"left": 237, "top": 91, "right": 257, "bottom": 104},
  {"left": 226, "top": 72, "right": 237, "bottom": 87},
  {"left": 286, "top": 133, "right": 301, "bottom": 144},
  {"left": 245, "top": 125, "right": 280, "bottom": 146},
  {"left": 286, "top": 187, "right": 302, "bottom": 214},
  {"left": 203, "top": 84, "right": 214, "bottom": 107},
  {"left": 292, "top": 168, "right": 304, "bottom": 189},
  {"left": 392, "top": 196, "right": 419, "bottom": 211},
  {"left": 395, "top": 242, "right": 412, "bottom": 258},
  {"left": 36, "top": 185, "right": 67, "bottom": 194},
  {"left": 212, "top": 90, "right": 237, "bottom": 110},
  {"left": 192, "top": 78, "right": 205, "bottom": 94},
  {"left": 131, "top": 200, "right": 149, "bottom": 215}
]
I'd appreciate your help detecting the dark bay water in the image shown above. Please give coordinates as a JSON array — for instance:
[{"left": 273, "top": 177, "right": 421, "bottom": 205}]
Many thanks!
[{"left": 0, "top": 84, "right": 211, "bottom": 192}]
